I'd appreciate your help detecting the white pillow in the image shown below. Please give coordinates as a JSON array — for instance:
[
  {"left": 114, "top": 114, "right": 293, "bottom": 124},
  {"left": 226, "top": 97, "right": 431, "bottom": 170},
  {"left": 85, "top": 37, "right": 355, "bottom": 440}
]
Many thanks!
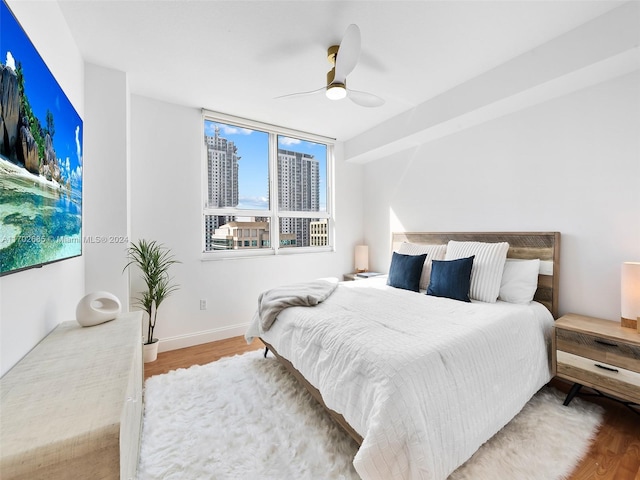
[
  {"left": 397, "top": 242, "right": 447, "bottom": 291},
  {"left": 445, "top": 240, "right": 509, "bottom": 303},
  {"left": 499, "top": 258, "right": 541, "bottom": 304}
]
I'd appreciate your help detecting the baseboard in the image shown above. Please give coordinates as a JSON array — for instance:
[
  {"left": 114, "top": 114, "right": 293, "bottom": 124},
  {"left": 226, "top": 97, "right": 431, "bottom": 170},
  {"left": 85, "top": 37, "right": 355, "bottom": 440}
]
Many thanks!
[{"left": 157, "top": 323, "right": 250, "bottom": 353}]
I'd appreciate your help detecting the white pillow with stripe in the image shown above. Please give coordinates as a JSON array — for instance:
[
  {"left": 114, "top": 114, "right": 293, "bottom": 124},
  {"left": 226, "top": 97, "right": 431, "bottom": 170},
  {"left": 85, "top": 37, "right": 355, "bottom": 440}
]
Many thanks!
[
  {"left": 445, "top": 240, "right": 509, "bottom": 303},
  {"left": 397, "top": 242, "right": 447, "bottom": 291}
]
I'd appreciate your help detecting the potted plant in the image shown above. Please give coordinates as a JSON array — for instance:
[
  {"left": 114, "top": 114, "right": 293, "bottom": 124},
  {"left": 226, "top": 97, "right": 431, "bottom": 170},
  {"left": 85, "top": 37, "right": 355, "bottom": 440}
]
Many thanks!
[{"left": 124, "top": 239, "right": 180, "bottom": 362}]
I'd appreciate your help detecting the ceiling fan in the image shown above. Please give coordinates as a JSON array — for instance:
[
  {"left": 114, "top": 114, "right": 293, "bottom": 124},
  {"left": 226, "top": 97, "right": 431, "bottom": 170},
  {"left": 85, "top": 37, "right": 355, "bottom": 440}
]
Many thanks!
[{"left": 276, "top": 24, "right": 385, "bottom": 108}]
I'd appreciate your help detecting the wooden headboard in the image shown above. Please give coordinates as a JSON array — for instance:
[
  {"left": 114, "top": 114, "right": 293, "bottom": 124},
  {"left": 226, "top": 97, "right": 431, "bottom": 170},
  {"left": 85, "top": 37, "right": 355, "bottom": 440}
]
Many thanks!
[{"left": 391, "top": 232, "right": 561, "bottom": 319}]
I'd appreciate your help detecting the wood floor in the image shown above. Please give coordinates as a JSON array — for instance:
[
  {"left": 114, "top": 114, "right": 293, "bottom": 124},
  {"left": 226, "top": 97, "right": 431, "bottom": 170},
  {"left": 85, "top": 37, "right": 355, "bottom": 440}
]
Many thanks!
[
  {"left": 144, "top": 336, "right": 640, "bottom": 480},
  {"left": 143, "top": 336, "right": 263, "bottom": 378}
]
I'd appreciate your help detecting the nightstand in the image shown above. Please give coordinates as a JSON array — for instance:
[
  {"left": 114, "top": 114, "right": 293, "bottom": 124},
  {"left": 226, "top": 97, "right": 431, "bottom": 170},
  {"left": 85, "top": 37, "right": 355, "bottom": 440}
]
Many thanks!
[
  {"left": 343, "top": 272, "right": 383, "bottom": 281},
  {"left": 553, "top": 313, "right": 640, "bottom": 408}
]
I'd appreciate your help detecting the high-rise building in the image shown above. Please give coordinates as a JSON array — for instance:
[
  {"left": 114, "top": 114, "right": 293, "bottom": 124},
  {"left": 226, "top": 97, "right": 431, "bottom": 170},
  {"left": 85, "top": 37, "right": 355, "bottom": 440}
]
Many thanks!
[
  {"left": 278, "top": 149, "right": 319, "bottom": 247},
  {"left": 206, "top": 127, "right": 239, "bottom": 209},
  {"left": 205, "top": 127, "right": 240, "bottom": 247}
]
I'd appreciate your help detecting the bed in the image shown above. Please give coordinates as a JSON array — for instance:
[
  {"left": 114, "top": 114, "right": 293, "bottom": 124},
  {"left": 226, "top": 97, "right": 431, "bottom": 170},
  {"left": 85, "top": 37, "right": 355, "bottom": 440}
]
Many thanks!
[{"left": 246, "top": 232, "right": 560, "bottom": 480}]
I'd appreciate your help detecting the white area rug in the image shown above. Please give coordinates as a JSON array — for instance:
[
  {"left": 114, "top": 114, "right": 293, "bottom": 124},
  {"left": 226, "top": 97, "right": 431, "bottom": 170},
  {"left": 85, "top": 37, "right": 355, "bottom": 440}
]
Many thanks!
[{"left": 138, "top": 350, "right": 603, "bottom": 480}]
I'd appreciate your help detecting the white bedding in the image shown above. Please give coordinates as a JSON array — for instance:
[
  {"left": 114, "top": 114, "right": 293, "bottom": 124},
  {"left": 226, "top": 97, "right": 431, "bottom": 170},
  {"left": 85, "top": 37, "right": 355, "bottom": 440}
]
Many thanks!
[{"left": 246, "top": 277, "right": 554, "bottom": 480}]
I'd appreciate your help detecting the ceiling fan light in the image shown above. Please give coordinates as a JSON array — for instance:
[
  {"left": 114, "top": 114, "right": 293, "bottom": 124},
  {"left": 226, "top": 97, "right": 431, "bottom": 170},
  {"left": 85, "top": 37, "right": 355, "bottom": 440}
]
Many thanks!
[{"left": 326, "top": 83, "right": 347, "bottom": 100}]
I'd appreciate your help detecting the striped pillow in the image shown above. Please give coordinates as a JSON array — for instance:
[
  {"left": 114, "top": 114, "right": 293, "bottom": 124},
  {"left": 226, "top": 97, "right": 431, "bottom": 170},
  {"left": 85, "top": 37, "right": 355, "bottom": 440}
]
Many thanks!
[
  {"left": 445, "top": 240, "right": 509, "bottom": 303},
  {"left": 397, "top": 243, "right": 447, "bottom": 291}
]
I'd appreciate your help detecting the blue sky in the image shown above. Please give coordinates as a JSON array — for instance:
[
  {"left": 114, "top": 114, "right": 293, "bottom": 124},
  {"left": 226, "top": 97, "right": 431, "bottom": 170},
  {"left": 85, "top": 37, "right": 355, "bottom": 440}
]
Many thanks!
[
  {"left": 1, "top": 1, "right": 83, "bottom": 190},
  {"left": 204, "top": 120, "right": 327, "bottom": 211}
]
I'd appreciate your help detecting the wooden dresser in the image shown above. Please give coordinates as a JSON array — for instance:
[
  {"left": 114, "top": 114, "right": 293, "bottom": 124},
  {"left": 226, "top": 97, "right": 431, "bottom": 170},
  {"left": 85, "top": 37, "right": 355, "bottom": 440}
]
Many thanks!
[{"left": 0, "top": 311, "right": 143, "bottom": 479}]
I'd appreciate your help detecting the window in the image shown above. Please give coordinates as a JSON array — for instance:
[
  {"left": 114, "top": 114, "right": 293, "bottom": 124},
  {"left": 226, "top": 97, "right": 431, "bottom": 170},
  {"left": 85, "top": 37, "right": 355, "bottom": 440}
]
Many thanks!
[{"left": 202, "top": 110, "right": 333, "bottom": 257}]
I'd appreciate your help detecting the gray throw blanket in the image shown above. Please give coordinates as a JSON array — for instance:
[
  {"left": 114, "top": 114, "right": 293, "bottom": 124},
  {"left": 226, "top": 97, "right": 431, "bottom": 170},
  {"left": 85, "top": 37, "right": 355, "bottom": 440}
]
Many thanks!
[{"left": 256, "top": 277, "right": 339, "bottom": 332}]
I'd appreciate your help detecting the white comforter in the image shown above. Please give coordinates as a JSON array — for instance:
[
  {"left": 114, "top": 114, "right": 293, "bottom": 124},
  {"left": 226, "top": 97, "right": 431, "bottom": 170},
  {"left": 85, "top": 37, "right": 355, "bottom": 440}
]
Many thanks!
[{"left": 246, "top": 277, "right": 554, "bottom": 480}]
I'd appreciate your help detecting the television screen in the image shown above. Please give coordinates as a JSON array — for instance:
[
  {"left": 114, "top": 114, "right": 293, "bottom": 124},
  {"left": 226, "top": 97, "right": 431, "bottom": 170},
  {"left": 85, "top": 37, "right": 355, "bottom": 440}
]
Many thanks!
[{"left": 1, "top": 0, "right": 83, "bottom": 276}]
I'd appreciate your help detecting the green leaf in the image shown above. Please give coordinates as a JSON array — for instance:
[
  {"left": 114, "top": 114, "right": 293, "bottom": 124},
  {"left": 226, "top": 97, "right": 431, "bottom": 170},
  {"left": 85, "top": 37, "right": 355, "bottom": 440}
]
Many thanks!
[{"left": 123, "top": 239, "right": 180, "bottom": 340}]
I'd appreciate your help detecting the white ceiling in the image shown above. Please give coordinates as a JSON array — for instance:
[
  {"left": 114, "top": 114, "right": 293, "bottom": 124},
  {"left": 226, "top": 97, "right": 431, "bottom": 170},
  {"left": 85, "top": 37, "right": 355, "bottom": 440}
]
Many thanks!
[{"left": 57, "top": 0, "right": 625, "bottom": 141}]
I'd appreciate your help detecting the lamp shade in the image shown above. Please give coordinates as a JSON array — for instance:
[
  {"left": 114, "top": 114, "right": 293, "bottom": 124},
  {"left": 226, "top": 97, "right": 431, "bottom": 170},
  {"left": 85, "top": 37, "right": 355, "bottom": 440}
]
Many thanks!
[
  {"left": 355, "top": 245, "right": 369, "bottom": 272},
  {"left": 621, "top": 262, "right": 640, "bottom": 327}
]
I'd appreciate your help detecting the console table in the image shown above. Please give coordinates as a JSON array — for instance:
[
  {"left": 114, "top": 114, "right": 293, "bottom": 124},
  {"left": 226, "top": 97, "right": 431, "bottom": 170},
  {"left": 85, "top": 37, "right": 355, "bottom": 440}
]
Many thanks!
[{"left": 0, "top": 311, "right": 143, "bottom": 479}]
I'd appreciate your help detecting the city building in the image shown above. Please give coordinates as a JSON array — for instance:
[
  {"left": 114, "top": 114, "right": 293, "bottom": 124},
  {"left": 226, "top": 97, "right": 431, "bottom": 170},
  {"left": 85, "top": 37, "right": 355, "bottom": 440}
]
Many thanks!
[
  {"left": 204, "top": 138, "right": 321, "bottom": 250},
  {"left": 205, "top": 127, "right": 239, "bottom": 209},
  {"left": 278, "top": 149, "right": 320, "bottom": 248},
  {"left": 310, "top": 219, "right": 328, "bottom": 247},
  {"left": 209, "top": 221, "right": 296, "bottom": 250},
  {"left": 204, "top": 127, "right": 241, "bottom": 247},
  {"left": 209, "top": 221, "right": 270, "bottom": 250}
]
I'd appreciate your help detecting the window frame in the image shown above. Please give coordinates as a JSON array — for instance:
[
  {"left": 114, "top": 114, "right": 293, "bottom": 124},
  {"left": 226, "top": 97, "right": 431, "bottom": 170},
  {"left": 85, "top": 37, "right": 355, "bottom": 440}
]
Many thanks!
[{"left": 201, "top": 109, "right": 334, "bottom": 259}]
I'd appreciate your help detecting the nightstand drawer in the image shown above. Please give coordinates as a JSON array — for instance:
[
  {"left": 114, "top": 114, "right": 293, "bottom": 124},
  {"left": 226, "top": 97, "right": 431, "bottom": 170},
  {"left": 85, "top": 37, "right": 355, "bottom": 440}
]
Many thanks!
[
  {"left": 557, "top": 351, "right": 640, "bottom": 403},
  {"left": 556, "top": 328, "right": 640, "bottom": 373}
]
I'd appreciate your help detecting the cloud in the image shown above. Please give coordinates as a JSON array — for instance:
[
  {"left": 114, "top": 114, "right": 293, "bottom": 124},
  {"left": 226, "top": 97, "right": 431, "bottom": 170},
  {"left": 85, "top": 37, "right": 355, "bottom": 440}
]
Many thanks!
[
  {"left": 75, "top": 126, "right": 82, "bottom": 165},
  {"left": 60, "top": 157, "right": 71, "bottom": 179},
  {"left": 278, "top": 136, "right": 301, "bottom": 146},
  {"left": 5, "top": 51, "right": 15, "bottom": 71},
  {"left": 219, "top": 125, "right": 252, "bottom": 136},
  {"left": 205, "top": 121, "right": 254, "bottom": 137},
  {"left": 70, "top": 165, "right": 82, "bottom": 187},
  {"left": 237, "top": 196, "right": 269, "bottom": 210}
]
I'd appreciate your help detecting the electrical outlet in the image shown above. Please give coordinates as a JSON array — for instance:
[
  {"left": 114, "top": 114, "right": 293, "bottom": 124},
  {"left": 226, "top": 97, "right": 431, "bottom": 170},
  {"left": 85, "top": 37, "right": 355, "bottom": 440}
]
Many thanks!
[{"left": 200, "top": 299, "right": 207, "bottom": 310}]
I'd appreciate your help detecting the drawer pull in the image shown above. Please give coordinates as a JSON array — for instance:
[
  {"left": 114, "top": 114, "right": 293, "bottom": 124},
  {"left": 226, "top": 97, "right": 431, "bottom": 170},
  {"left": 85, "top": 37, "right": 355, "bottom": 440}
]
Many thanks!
[
  {"left": 594, "top": 363, "right": 618, "bottom": 373},
  {"left": 594, "top": 339, "right": 618, "bottom": 348}
]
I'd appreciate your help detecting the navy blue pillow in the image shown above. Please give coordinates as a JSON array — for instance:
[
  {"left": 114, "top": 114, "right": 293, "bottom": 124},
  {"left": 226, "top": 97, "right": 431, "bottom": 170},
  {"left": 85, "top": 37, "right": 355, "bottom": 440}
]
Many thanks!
[
  {"left": 427, "top": 256, "right": 475, "bottom": 302},
  {"left": 387, "top": 252, "right": 427, "bottom": 292}
]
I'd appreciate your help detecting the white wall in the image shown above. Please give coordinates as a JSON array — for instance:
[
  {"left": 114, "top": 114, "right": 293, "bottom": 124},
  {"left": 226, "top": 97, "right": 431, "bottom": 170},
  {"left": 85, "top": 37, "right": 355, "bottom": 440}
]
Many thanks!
[
  {"left": 363, "top": 72, "right": 640, "bottom": 321},
  {"left": 0, "top": 1, "right": 85, "bottom": 376},
  {"left": 129, "top": 95, "right": 364, "bottom": 351},
  {"left": 83, "top": 63, "right": 130, "bottom": 308}
]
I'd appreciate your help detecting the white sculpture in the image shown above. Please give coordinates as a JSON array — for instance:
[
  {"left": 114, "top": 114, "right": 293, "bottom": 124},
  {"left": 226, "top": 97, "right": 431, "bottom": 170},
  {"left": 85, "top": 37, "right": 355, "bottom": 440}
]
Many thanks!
[{"left": 76, "top": 291, "right": 122, "bottom": 327}]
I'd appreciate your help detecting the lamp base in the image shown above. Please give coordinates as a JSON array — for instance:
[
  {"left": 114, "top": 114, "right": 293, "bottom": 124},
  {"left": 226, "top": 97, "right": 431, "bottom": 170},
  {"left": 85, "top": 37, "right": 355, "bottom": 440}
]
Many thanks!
[{"left": 621, "top": 316, "right": 638, "bottom": 330}]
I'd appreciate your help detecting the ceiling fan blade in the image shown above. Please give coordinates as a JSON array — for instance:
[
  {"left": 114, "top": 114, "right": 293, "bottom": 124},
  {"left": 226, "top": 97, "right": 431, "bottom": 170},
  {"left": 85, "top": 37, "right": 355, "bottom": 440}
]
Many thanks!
[
  {"left": 347, "top": 89, "right": 385, "bottom": 108},
  {"left": 333, "top": 24, "right": 361, "bottom": 83},
  {"left": 274, "top": 86, "right": 325, "bottom": 100}
]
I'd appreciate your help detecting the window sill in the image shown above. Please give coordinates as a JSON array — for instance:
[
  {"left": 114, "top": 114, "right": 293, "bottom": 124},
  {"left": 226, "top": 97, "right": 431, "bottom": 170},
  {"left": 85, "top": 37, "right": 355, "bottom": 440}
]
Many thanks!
[{"left": 200, "top": 245, "right": 335, "bottom": 261}]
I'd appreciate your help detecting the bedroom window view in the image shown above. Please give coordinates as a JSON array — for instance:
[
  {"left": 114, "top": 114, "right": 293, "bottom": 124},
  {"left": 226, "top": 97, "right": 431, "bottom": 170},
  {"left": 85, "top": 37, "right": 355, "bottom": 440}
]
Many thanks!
[{"left": 203, "top": 116, "right": 331, "bottom": 254}]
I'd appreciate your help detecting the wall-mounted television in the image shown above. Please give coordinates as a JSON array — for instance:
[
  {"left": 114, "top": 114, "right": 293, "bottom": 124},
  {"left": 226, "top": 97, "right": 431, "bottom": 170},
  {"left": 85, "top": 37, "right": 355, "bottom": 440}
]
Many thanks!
[{"left": 1, "top": 0, "right": 83, "bottom": 276}]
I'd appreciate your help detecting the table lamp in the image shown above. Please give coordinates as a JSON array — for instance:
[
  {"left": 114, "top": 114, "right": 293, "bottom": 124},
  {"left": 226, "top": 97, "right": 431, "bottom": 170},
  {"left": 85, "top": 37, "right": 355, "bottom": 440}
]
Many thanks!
[
  {"left": 355, "top": 245, "right": 369, "bottom": 273},
  {"left": 621, "top": 261, "right": 640, "bottom": 332}
]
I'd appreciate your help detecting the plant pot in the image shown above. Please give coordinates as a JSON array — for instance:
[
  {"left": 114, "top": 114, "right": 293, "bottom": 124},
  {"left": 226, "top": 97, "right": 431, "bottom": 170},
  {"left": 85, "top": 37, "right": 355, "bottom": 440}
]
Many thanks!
[{"left": 143, "top": 339, "right": 159, "bottom": 363}]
